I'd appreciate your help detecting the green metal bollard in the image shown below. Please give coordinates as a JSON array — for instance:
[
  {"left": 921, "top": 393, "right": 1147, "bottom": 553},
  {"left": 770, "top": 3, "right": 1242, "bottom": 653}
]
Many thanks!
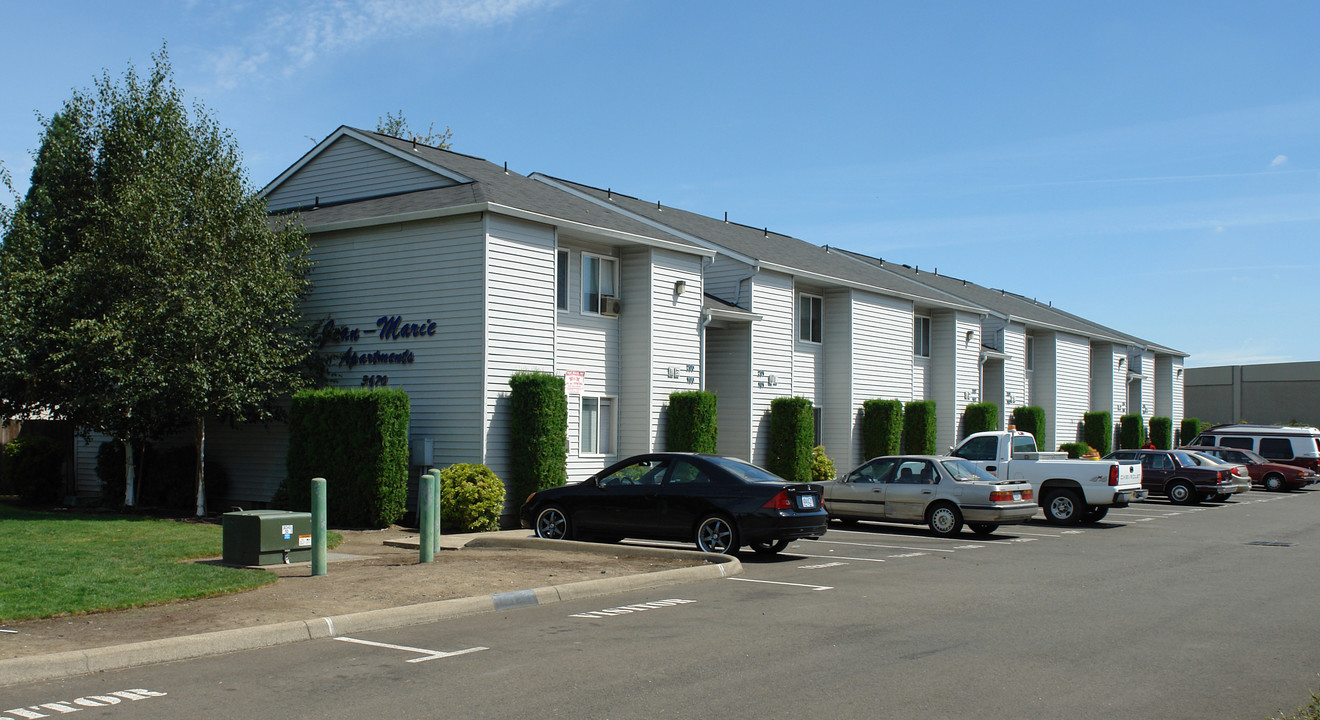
[
  {"left": 430, "top": 467, "right": 443, "bottom": 554},
  {"left": 419, "top": 471, "right": 435, "bottom": 563},
  {"left": 311, "top": 477, "right": 327, "bottom": 576}
]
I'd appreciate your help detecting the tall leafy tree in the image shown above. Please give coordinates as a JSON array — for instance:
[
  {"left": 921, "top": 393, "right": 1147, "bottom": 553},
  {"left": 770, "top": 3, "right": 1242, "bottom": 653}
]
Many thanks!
[
  {"left": 375, "top": 110, "right": 452, "bottom": 149},
  {"left": 0, "top": 47, "right": 316, "bottom": 515}
]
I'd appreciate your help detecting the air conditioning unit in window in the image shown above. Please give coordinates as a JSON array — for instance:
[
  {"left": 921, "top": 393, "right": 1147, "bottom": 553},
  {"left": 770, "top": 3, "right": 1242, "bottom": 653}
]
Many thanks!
[{"left": 600, "top": 295, "right": 622, "bottom": 317}]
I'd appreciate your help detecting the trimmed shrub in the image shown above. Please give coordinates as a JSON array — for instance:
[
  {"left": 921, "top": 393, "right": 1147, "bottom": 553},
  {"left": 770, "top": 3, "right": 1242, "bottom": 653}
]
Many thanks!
[
  {"left": 811, "top": 446, "right": 836, "bottom": 482},
  {"left": 902, "top": 401, "right": 937, "bottom": 455},
  {"left": 1011, "top": 406, "right": 1047, "bottom": 449},
  {"left": 1149, "top": 417, "right": 1173, "bottom": 450},
  {"left": 861, "top": 399, "right": 903, "bottom": 460},
  {"left": 1083, "top": 411, "right": 1113, "bottom": 456},
  {"left": 286, "top": 388, "right": 410, "bottom": 528},
  {"left": 1180, "top": 417, "right": 1203, "bottom": 446},
  {"left": 439, "top": 463, "right": 506, "bottom": 533},
  {"left": 667, "top": 390, "right": 718, "bottom": 453},
  {"left": 1058, "top": 442, "right": 1092, "bottom": 459},
  {"left": 1119, "top": 414, "right": 1146, "bottom": 450},
  {"left": 962, "top": 402, "right": 999, "bottom": 437},
  {"left": 509, "top": 372, "right": 568, "bottom": 501},
  {"left": 4, "top": 436, "right": 63, "bottom": 505},
  {"left": 767, "top": 397, "right": 814, "bottom": 482}
]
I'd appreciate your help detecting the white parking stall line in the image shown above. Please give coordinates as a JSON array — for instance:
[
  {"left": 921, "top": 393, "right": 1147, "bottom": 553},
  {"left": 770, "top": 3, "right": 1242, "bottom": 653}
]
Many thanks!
[
  {"left": 335, "top": 636, "right": 488, "bottom": 663},
  {"left": 729, "top": 577, "right": 833, "bottom": 591},
  {"left": 794, "top": 552, "right": 887, "bottom": 563},
  {"left": 824, "top": 528, "right": 1005, "bottom": 543},
  {"left": 810, "top": 538, "right": 959, "bottom": 553}
]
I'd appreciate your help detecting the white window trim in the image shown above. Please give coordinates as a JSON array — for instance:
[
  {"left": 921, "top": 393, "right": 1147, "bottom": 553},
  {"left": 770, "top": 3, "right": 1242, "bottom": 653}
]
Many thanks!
[
  {"left": 579, "top": 395, "right": 617, "bottom": 457},
  {"left": 798, "top": 292, "right": 823, "bottom": 345},
  {"left": 581, "top": 252, "right": 619, "bottom": 316},
  {"left": 1025, "top": 335, "right": 1035, "bottom": 372},
  {"left": 914, "top": 315, "right": 931, "bottom": 358}
]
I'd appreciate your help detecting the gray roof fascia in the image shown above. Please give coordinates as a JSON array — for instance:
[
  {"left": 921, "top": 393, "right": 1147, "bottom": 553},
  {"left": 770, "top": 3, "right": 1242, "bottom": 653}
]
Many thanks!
[
  {"left": 532, "top": 174, "right": 757, "bottom": 266},
  {"left": 299, "top": 199, "right": 713, "bottom": 256},
  {"left": 259, "top": 126, "right": 473, "bottom": 199}
]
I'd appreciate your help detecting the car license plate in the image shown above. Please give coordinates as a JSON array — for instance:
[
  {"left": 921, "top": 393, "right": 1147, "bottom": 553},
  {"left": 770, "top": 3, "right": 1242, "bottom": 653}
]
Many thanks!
[
  {"left": 1013, "top": 492, "right": 1022, "bottom": 501},
  {"left": 798, "top": 495, "right": 817, "bottom": 510}
]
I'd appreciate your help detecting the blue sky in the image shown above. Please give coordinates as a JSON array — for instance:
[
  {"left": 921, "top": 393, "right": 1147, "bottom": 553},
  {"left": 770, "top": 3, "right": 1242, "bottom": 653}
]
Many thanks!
[{"left": 3, "top": 1, "right": 1317, "bottom": 367}]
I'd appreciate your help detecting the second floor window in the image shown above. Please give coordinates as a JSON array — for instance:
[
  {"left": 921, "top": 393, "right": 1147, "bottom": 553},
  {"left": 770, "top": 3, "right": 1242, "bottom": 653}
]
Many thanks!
[
  {"left": 556, "top": 249, "right": 569, "bottom": 310},
  {"left": 582, "top": 254, "right": 617, "bottom": 314},
  {"left": 914, "top": 316, "right": 931, "bottom": 358},
  {"left": 798, "top": 293, "right": 822, "bottom": 343}
]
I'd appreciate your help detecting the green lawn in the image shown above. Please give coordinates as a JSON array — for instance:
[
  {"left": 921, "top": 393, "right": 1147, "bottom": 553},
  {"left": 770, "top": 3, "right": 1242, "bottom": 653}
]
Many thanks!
[{"left": 0, "top": 504, "right": 284, "bottom": 622}]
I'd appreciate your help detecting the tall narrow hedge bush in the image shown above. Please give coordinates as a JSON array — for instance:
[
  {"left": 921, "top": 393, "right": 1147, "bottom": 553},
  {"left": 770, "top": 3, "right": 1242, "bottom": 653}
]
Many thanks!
[
  {"left": 667, "top": 390, "right": 718, "bottom": 453},
  {"left": 902, "top": 401, "right": 937, "bottom": 455},
  {"left": 1012, "top": 406, "right": 1047, "bottom": 449},
  {"left": 286, "top": 388, "right": 410, "bottom": 528},
  {"left": 509, "top": 371, "right": 568, "bottom": 501},
  {"left": 1118, "top": 413, "right": 1146, "bottom": 450},
  {"left": 862, "top": 399, "right": 903, "bottom": 460},
  {"left": 1149, "top": 417, "right": 1172, "bottom": 449},
  {"left": 1083, "top": 411, "right": 1112, "bottom": 456},
  {"left": 1180, "top": 417, "right": 1203, "bottom": 446},
  {"left": 962, "top": 402, "right": 999, "bottom": 437},
  {"left": 768, "top": 397, "right": 814, "bottom": 482}
]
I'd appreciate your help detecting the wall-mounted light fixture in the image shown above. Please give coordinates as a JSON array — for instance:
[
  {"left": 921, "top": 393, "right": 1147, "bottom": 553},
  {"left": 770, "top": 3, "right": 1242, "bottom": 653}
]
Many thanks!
[
  {"left": 1176, "top": 367, "right": 1183, "bottom": 377},
  {"left": 1117, "top": 357, "right": 1125, "bottom": 369},
  {"left": 965, "top": 330, "right": 974, "bottom": 345},
  {"left": 673, "top": 280, "right": 687, "bottom": 296}
]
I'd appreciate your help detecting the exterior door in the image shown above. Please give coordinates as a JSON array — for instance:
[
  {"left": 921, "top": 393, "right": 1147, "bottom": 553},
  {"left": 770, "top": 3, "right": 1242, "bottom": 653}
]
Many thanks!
[
  {"left": 885, "top": 459, "right": 938, "bottom": 521},
  {"left": 829, "top": 458, "right": 897, "bottom": 519}
]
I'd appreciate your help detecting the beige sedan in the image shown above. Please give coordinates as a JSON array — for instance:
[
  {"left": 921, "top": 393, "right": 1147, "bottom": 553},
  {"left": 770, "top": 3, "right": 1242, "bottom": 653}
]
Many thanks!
[{"left": 820, "top": 456, "right": 1037, "bottom": 537}]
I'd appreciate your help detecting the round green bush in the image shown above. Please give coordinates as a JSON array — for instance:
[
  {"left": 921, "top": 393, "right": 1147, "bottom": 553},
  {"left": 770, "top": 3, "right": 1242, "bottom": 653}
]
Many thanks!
[
  {"left": 439, "top": 463, "right": 507, "bottom": 533},
  {"left": 811, "top": 446, "right": 836, "bottom": 482}
]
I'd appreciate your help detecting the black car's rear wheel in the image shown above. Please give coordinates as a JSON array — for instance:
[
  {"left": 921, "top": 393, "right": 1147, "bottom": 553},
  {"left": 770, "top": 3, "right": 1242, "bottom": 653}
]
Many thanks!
[
  {"left": 969, "top": 523, "right": 999, "bottom": 536},
  {"left": 695, "top": 514, "right": 740, "bottom": 554},
  {"left": 750, "top": 538, "right": 791, "bottom": 555},
  {"left": 534, "top": 506, "right": 572, "bottom": 540}
]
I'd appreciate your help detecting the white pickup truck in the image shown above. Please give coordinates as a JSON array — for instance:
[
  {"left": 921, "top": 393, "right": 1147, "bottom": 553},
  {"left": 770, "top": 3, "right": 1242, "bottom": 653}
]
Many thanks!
[{"left": 950, "top": 430, "right": 1146, "bottom": 524}]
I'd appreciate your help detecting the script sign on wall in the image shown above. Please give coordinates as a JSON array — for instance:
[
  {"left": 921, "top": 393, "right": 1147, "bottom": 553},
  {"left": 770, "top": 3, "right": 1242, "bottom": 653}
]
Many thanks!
[{"left": 322, "top": 315, "right": 437, "bottom": 388}]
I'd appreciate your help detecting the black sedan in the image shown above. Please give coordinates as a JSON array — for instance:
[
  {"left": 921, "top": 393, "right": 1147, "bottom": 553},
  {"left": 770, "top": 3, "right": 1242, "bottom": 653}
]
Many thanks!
[{"left": 519, "top": 453, "right": 828, "bottom": 555}]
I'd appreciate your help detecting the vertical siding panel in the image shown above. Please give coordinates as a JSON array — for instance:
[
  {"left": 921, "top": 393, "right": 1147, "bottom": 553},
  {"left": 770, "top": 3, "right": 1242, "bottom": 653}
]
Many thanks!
[
  {"left": 749, "top": 272, "right": 795, "bottom": 467},
  {"left": 849, "top": 291, "right": 913, "bottom": 468},
  {"left": 1035, "top": 332, "right": 1058, "bottom": 448},
  {"left": 486, "top": 217, "right": 556, "bottom": 503},
  {"left": 649, "top": 250, "right": 704, "bottom": 453},
  {"left": 266, "top": 136, "right": 452, "bottom": 211},
  {"left": 703, "top": 256, "right": 753, "bottom": 305},
  {"left": 822, "top": 289, "right": 852, "bottom": 469},
  {"left": 1003, "top": 323, "right": 1027, "bottom": 416},
  {"left": 1054, "top": 332, "right": 1092, "bottom": 447},
  {"left": 707, "top": 323, "right": 752, "bottom": 460},
  {"left": 557, "top": 243, "right": 622, "bottom": 481},
  {"left": 618, "top": 247, "right": 653, "bottom": 456}
]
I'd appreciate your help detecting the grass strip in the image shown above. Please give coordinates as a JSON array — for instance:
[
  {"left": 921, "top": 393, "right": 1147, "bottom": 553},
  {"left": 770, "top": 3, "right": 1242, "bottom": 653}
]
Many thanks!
[{"left": 0, "top": 505, "right": 309, "bottom": 622}]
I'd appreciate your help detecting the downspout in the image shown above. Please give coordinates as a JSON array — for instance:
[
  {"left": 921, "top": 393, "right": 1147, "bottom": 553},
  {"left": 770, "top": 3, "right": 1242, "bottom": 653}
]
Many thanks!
[
  {"left": 699, "top": 257, "right": 714, "bottom": 392},
  {"left": 733, "top": 262, "right": 761, "bottom": 308}
]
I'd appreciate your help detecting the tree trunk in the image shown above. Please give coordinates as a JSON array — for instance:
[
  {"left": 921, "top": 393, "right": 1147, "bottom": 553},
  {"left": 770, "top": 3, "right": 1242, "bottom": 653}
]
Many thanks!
[
  {"left": 122, "top": 438, "right": 137, "bottom": 507},
  {"left": 194, "top": 416, "right": 206, "bottom": 517}
]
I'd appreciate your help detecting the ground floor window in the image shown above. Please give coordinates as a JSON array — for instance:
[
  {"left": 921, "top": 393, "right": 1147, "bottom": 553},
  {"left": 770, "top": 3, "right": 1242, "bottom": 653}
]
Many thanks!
[
  {"left": 814, "top": 406, "right": 823, "bottom": 447},
  {"left": 580, "top": 396, "right": 615, "bottom": 455}
]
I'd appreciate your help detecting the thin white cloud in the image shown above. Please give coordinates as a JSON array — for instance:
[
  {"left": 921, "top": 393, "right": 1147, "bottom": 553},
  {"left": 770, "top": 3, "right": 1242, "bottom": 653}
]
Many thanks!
[
  {"left": 1271, "top": 154, "right": 1288, "bottom": 167},
  {"left": 209, "top": 0, "right": 561, "bottom": 89}
]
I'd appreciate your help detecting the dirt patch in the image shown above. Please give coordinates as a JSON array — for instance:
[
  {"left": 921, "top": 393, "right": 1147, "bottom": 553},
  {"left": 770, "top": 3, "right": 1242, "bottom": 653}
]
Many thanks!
[{"left": 0, "top": 528, "right": 697, "bottom": 660}]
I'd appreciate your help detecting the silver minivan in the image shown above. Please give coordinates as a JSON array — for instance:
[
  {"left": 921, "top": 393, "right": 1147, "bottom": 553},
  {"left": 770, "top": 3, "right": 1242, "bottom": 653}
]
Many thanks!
[{"left": 1190, "top": 424, "right": 1320, "bottom": 473}]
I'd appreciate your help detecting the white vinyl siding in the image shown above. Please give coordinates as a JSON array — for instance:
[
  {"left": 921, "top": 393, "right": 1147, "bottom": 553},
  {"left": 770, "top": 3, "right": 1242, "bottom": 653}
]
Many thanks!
[
  {"left": 265, "top": 136, "right": 453, "bottom": 212},
  {"left": 485, "top": 217, "right": 557, "bottom": 490},
  {"left": 1053, "top": 332, "right": 1092, "bottom": 448},
  {"left": 821, "top": 289, "right": 852, "bottom": 467},
  {"left": 929, "top": 311, "right": 980, "bottom": 452},
  {"left": 703, "top": 256, "right": 755, "bottom": 306},
  {"left": 557, "top": 243, "right": 622, "bottom": 481},
  {"left": 649, "top": 250, "right": 704, "bottom": 453},
  {"left": 1139, "top": 349, "right": 1156, "bottom": 420},
  {"left": 842, "top": 291, "right": 913, "bottom": 468},
  {"left": 749, "top": 271, "right": 795, "bottom": 468},
  {"left": 1003, "top": 323, "right": 1028, "bottom": 411},
  {"left": 618, "top": 248, "right": 652, "bottom": 457}
]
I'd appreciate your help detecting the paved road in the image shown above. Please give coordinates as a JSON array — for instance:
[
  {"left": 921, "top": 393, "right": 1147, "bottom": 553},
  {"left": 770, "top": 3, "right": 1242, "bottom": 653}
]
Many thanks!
[{"left": 5, "top": 490, "right": 1319, "bottom": 719}]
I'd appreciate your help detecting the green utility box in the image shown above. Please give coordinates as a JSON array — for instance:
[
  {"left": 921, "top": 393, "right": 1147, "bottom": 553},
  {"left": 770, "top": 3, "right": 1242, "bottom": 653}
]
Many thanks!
[{"left": 222, "top": 510, "right": 313, "bottom": 566}]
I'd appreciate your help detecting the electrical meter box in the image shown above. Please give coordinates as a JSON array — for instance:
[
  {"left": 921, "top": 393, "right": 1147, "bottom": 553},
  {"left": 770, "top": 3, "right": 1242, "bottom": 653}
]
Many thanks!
[{"left": 222, "top": 510, "right": 313, "bottom": 566}]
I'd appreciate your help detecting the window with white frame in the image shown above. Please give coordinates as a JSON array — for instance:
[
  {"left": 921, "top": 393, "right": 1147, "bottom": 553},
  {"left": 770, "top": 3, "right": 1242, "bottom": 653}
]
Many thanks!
[
  {"left": 913, "top": 316, "right": 931, "bottom": 358},
  {"left": 580, "top": 396, "right": 615, "bottom": 455},
  {"left": 813, "top": 406, "right": 824, "bottom": 447},
  {"left": 581, "top": 254, "right": 617, "bottom": 314},
  {"left": 1025, "top": 335, "right": 1035, "bottom": 371},
  {"left": 798, "top": 293, "right": 823, "bottom": 343},
  {"left": 556, "top": 249, "right": 569, "bottom": 310}
]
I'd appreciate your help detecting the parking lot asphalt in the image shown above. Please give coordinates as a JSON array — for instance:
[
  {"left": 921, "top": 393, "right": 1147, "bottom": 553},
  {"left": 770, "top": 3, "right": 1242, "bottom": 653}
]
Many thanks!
[{"left": 0, "top": 531, "right": 740, "bottom": 688}]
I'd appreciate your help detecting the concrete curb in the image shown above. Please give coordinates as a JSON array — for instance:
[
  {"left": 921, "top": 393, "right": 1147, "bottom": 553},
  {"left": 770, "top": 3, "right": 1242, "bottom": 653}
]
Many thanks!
[{"left": 0, "top": 536, "right": 741, "bottom": 687}]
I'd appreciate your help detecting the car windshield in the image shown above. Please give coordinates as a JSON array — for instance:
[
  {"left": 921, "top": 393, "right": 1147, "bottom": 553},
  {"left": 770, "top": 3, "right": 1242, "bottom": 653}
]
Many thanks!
[
  {"left": 941, "top": 459, "right": 998, "bottom": 482},
  {"left": 1170, "top": 451, "right": 1202, "bottom": 467},
  {"left": 1237, "top": 449, "right": 1268, "bottom": 464},
  {"left": 703, "top": 456, "right": 789, "bottom": 484}
]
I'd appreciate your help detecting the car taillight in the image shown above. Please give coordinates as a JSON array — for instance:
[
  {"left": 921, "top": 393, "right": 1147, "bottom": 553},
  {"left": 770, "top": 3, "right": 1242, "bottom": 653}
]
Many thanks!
[
  {"left": 988, "top": 490, "right": 1025, "bottom": 502},
  {"left": 1216, "top": 470, "right": 1226, "bottom": 483},
  {"left": 762, "top": 490, "right": 793, "bottom": 510},
  {"left": 1109, "top": 464, "right": 1119, "bottom": 486},
  {"left": 1022, "top": 489, "right": 1034, "bottom": 500}
]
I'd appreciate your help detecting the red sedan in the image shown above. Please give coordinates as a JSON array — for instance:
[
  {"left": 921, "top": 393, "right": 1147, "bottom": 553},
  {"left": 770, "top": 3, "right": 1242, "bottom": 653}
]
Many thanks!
[{"left": 1181, "top": 445, "right": 1320, "bottom": 492}]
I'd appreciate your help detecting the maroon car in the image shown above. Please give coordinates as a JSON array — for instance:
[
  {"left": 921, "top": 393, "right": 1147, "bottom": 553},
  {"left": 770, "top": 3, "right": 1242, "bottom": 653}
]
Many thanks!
[
  {"left": 1181, "top": 445, "right": 1320, "bottom": 492},
  {"left": 1105, "top": 449, "right": 1252, "bottom": 505}
]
